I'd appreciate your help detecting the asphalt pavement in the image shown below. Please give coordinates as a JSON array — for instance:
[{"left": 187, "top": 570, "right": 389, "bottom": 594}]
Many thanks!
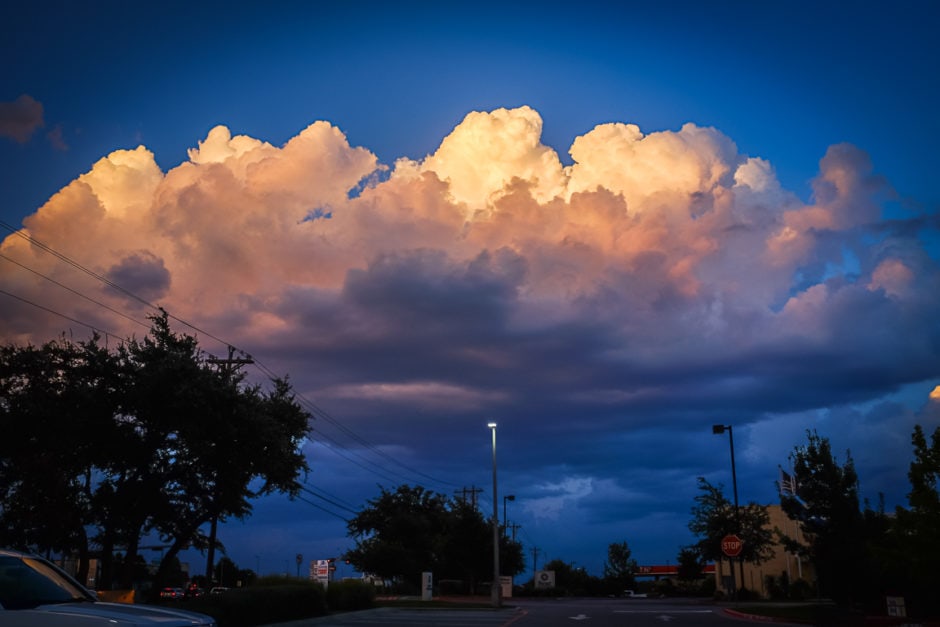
[{"left": 259, "top": 596, "right": 806, "bottom": 627}]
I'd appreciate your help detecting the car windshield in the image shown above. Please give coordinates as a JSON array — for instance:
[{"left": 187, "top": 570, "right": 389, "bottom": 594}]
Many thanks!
[{"left": 0, "top": 555, "right": 92, "bottom": 610}]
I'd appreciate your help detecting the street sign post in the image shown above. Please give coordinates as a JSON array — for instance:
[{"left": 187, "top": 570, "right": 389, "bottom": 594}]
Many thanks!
[{"left": 721, "top": 534, "right": 743, "bottom": 558}]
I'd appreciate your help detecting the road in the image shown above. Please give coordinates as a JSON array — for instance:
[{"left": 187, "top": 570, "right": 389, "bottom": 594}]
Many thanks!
[
  {"left": 264, "top": 596, "right": 804, "bottom": 626},
  {"left": 512, "top": 597, "right": 785, "bottom": 626}
]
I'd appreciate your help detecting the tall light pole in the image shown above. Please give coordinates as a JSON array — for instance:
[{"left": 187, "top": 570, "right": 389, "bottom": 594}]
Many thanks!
[
  {"left": 488, "top": 421, "right": 501, "bottom": 607},
  {"left": 712, "top": 423, "right": 744, "bottom": 597},
  {"left": 503, "top": 494, "right": 515, "bottom": 536}
]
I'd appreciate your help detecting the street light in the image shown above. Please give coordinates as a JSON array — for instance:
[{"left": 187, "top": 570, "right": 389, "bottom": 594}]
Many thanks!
[
  {"left": 487, "top": 421, "right": 501, "bottom": 607},
  {"left": 712, "top": 423, "right": 744, "bottom": 597},
  {"left": 503, "top": 494, "right": 515, "bottom": 535}
]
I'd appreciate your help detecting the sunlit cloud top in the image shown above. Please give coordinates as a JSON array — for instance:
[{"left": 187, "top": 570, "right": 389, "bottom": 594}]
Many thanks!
[{"left": 3, "top": 106, "right": 937, "bottom": 401}]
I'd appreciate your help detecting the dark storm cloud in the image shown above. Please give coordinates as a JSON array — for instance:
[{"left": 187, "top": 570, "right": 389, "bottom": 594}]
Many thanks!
[
  {"left": 0, "top": 94, "right": 43, "bottom": 143},
  {"left": 106, "top": 251, "right": 171, "bottom": 302}
]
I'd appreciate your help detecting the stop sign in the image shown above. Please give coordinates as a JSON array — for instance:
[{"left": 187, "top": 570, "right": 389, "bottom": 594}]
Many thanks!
[{"left": 721, "top": 534, "right": 743, "bottom": 557}]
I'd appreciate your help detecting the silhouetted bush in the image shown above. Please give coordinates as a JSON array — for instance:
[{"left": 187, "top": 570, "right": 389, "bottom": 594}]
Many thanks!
[
  {"left": 186, "top": 581, "right": 327, "bottom": 627},
  {"left": 326, "top": 579, "right": 376, "bottom": 611},
  {"left": 652, "top": 578, "right": 676, "bottom": 597},
  {"left": 516, "top": 585, "right": 563, "bottom": 597},
  {"left": 765, "top": 572, "right": 785, "bottom": 600},
  {"left": 700, "top": 575, "right": 716, "bottom": 597},
  {"left": 788, "top": 578, "right": 813, "bottom": 601}
]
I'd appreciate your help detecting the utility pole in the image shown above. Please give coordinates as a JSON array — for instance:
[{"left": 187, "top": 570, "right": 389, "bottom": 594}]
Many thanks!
[
  {"left": 509, "top": 523, "right": 522, "bottom": 542},
  {"left": 204, "top": 346, "right": 253, "bottom": 582},
  {"left": 206, "top": 345, "right": 255, "bottom": 377},
  {"left": 455, "top": 486, "right": 483, "bottom": 510},
  {"left": 531, "top": 546, "right": 540, "bottom": 573}
]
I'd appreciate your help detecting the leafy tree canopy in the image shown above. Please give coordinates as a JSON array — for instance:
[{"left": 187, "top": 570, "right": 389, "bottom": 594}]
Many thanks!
[
  {"left": 676, "top": 545, "right": 707, "bottom": 582},
  {"left": 603, "top": 541, "right": 638, "bottom": 590},
  {"left": 780, "top": 430, "right": 864, "bottom": 604},
  {"left": 345, "top": 484, "right": 524, "bottom": 591},
  {"left": 889, "top": 424, "right": 940, "bottom": 616},
  {"left": 688, "top": 477, "right": 774, "bottom": 565},
  {"left": 0, "top": 313, "right": 310, "bottom": 588}
]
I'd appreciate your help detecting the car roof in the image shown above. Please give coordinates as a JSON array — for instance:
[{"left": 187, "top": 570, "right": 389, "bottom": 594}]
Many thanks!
[{"left": 0, "top": 548, "right": 29, "bottom": 558}]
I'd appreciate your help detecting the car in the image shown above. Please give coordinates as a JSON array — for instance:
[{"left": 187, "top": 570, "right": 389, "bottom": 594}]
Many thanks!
[
  {"left": 0, "top": 548, "right": 216, "bottom": 626},
  {"left": 183, "top": 583, "right": 204, "bottom": 599},
  {"left": 159, "top": 587, "right": 185, "bottom": 599},
  {"left": 623, "top": 589, "right": 648, "bottom": 598},
  {"left": 208, "top": 587, "right": 228, "bottom": 596}
]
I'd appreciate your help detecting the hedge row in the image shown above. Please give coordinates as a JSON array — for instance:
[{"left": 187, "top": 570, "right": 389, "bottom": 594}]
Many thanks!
[{"left": 178, "top": 579, "right": 375, "bottom": 627}]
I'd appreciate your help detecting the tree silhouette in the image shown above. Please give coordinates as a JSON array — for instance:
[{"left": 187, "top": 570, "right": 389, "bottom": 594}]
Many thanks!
[
  {"left": 345, "top": 484, "right": 524, "bottom": 592},
  {"left": 0, "top": 314, "right": 310, "bottom": 589},
  {"left": 603, "top": 541, "right": 638, "bottom": 592},
  {"left": 780, "top": 430, "right": 864, "bottom": 604}
]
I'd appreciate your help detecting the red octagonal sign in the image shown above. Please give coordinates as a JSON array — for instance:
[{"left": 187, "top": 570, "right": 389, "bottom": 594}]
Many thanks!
[{"left": 721, "top": 534, "right": 743, "bottom": 557}]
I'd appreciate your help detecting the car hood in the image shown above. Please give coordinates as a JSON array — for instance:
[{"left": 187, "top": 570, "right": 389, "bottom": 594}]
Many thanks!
[{"left": 30, "top": 601, "right": 215, "bottom": 625}]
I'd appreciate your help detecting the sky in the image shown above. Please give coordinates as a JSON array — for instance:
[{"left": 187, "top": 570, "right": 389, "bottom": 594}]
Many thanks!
[{"left": 2, "top": 1, "right": 939, "bottom": 582}]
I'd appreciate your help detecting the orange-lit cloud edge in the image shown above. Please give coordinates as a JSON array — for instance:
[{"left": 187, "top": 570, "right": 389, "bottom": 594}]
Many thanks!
[{"left": 1, "top": 106, "right": 935, "bottom": 410}]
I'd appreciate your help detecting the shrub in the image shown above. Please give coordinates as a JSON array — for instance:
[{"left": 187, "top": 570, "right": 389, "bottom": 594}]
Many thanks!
[
  {"left": 789, "top": 578, "right": 813, "bottom": 601},
  {"left": 652, "top": 578, "right": 676, "bottom": 597},
  {"left": 516, "top": 585, "right": 563, "bottom": 597},
  {"left": 326, "top": 580, "right": 376, "bottom": 612},
  {"left": 700, "top": 575, "right": 716, "bottom": 597},
  {"left": 189, "top": 582, "right": 328, "bottom": 627}
]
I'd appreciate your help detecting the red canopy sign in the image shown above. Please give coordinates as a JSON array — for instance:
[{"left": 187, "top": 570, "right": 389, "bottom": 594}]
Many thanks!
[{"left": 721, "top": 534, "right": 743, "bottom": 557}]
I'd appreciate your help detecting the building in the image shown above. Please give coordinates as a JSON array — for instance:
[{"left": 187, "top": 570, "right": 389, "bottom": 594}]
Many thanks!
[
  {"left": 634, "top": 563, "right": 716, "bottom": 582},
  {"left": 714, "top": 504, "right": 815, "bottom": 598}
]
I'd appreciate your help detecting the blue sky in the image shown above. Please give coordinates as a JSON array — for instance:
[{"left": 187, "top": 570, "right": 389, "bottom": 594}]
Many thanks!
[{"left": 2, "top": 1, "right": 939, "bottom": 580}]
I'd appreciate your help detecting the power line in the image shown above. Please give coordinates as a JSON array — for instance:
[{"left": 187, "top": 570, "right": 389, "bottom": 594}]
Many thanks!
[
  {"left": 0, "top": 252, "right": 151, "bottom": 331},
  {"left": 0, "top": 288, "right": 123, "bottom": 343},
  {"left": 0, "top": 220, "right": 246, "bottom": 355},
  {"left": 294, "top": 494, "right": 350, "bottom": 522},
  {"left": 303, "top": 480, "right": 359, "bottom": 511},
  {"left": 1, "top": 220, "right": 457, "bottom": 495},
  {"left": 0, "top": 221, "right": 157, "bottom": 310},
  {"left": 310, "top": 427, "right": 407, "bottom": 486},
  {"left": 300, "top": 485, "right": 359, "bottom": 516},
  {"left": 252, "top": 355, "right": 458, "bottom": 491}
]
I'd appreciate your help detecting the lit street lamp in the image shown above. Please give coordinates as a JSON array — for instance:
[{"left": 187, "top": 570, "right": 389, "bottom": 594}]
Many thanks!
[
  {"left": 488, "top": 421, "right": 501, "bottom": 608},
  {"left": 712, "top": 423, "right": 745, "bottom": 597}
]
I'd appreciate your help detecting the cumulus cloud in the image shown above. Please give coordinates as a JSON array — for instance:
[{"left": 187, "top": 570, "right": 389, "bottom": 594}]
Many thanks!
[
  {"left": 1, "top": 106, "right": 938, "bottom": 523},
  {"left": 524, "top": 476, "right": 595, "bottom": 521},
  {"left": 0, "top": 94, "right": 44, "bottom": 143},
  {"left": 400, "top": 105, "right": 566, "bottom": 210},
  {"left": 106, "top": 251, "right": 171, "bottom": 302},
  {"left": 46, "top": 124, "right": 68, "bottom": 151}
]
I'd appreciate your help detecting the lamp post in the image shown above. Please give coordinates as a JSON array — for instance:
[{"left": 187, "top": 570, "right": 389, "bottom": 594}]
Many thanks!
[
  {"left": 488, "top": 421, "right": 501, "bottom": 607},
  {"left": 503, "top": 494, "right": 515, "bottom": 536},
  {"left": 712, "top": 423, "right": 745, "bottom": 598}
]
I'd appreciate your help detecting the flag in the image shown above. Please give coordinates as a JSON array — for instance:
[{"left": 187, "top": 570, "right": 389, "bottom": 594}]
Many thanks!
[{"left": 779, "top": 467, "right": 796, "bottom": 496}]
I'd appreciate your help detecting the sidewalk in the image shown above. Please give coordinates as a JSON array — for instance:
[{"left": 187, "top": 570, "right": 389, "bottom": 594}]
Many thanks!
[{"left": 723, "top": 605, "right": 938, "bottom": 626}]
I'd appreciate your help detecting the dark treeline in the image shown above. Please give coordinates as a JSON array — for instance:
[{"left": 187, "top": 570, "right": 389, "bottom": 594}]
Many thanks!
[
  {"left": 2, "top": 314, "right": 938, "bottom": 617},
  {"left": 778, "top": 427, "right": 940, "bottom": 617},
  {"left": 0, "top": 313, "right": 310, "bottom": 591},
  {"left": 685, "top": 426, "right": 940, "bottom": 618},
  {"left": 344, "top": 484, "right": 527, "bottom": 595}
]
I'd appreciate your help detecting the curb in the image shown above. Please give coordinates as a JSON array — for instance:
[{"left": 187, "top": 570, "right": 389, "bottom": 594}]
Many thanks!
[
  {"left": 724, "top": 608, "right": 790, "bottom": 623},
  {"left": 723, "top": 608, "right": 936, "bottom": 626}
]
